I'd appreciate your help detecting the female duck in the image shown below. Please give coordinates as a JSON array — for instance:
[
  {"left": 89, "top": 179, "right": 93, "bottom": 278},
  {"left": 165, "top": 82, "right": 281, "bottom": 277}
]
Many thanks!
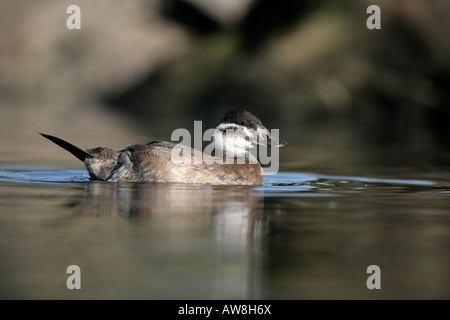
[{"left": 40, "top": 110, "right": 287, "bottom": 185}]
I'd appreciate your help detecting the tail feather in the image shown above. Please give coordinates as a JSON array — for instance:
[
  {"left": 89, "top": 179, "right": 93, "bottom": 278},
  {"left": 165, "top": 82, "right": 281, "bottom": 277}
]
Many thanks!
[{"left": 39, "top": 132, "right": 93, "bottom": 162}]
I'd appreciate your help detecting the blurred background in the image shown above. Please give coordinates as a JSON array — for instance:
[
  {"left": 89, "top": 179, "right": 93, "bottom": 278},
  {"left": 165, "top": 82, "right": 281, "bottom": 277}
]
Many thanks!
[
  {"left": 1, "top": 0, "right": 450, "bottom": 176},
  {"left": 2, "top": 0, "right": 450, "bottom": 301}
]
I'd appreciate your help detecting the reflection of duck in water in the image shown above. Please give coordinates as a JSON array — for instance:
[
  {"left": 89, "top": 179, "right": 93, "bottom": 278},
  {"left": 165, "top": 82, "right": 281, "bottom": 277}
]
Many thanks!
[
  {"left": 40, "top": 110, "right": 287, "bottom": 185},
  {"left": 80, "top": 181, "right": 274, "bottom": 299}
]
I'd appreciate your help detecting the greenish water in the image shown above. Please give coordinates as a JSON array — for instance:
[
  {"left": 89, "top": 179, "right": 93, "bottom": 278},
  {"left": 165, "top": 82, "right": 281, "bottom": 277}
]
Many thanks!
[{"left": 1, "top": 164, "right": 450, "bottom": 299}]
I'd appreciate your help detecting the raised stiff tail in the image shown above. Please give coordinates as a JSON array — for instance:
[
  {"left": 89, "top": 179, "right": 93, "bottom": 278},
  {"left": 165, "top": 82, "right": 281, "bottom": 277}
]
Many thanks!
[{"left": 39, "top": 132, "right": 93, "bottom": 162}]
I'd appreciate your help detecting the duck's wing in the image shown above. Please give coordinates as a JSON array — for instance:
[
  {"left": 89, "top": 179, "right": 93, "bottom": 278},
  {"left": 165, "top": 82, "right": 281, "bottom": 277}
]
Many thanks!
[
  {"left": 107, "top": 140, "right": 181, "bottom": 182},
  {"left": 122, "top": 141, "right": 209, "bottom": 183},
  {"left": 106, "top": 150, "right": 132, "bottom": 182}
]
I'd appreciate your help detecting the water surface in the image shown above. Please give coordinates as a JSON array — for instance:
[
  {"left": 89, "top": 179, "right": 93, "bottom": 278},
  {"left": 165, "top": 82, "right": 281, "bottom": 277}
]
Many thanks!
[{"left": 1, "top": 164, "right": 450, "bottom": 299}]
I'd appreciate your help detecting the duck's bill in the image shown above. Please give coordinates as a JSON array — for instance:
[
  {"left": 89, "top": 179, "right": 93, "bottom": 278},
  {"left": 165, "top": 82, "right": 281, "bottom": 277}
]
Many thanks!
[
  {"left": 269, "top": 139, "right": 288, "bottom": 148},
  {"left": 256, "top": 129, "right": 288, "bottom": 148}
]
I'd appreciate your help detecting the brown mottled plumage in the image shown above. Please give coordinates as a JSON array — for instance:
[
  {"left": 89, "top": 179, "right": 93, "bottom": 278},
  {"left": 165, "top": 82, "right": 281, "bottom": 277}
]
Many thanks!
[{"left": 40, "top": 110, "right": 286, "bottom": 186}]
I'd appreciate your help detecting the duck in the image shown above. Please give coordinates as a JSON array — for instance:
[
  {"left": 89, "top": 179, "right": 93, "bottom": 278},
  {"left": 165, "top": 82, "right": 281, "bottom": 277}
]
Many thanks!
[{"left": 39, "top": 109, "right": 287, "bottom": 185}]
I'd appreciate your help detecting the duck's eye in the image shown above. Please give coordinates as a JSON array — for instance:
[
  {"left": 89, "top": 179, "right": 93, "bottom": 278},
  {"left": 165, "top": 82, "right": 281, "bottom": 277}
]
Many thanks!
[{"left": 240, "top": 121, "right": 247, "bottom": 126}]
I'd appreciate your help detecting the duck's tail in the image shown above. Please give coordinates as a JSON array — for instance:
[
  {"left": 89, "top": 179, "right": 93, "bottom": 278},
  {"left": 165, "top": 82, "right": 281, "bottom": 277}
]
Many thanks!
[{"left": 39, "top": 132, "right": 93, "bottom": 162}]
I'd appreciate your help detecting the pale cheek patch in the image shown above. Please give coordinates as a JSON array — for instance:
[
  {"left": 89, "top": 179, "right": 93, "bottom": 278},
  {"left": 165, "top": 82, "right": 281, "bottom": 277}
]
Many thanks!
[{"left": 214, "top": 124, "right": 261, "bottom": 157}]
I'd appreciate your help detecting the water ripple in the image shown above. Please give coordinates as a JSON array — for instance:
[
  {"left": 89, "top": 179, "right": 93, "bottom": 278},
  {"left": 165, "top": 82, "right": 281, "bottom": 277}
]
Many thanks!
[{"left": 0, "top": 165, "right": 446, "bottom": 197}]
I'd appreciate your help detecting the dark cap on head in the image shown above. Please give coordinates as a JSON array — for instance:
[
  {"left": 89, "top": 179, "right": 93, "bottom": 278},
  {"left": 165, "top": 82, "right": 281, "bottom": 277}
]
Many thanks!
[{"left": 217, "top": 109, "right": 263, "bottom": 130}]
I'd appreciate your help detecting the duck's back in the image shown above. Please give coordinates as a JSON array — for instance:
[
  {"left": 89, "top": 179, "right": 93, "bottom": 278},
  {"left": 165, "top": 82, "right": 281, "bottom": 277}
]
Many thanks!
[{"left": 120, "top": 141, "right": 264, "bottom": 185}]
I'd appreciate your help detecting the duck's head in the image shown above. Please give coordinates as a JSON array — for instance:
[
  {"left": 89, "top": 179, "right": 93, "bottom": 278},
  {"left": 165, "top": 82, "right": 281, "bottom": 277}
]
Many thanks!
[{"left": 212, "top": 109, "right": 287, "bottom": 158}]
